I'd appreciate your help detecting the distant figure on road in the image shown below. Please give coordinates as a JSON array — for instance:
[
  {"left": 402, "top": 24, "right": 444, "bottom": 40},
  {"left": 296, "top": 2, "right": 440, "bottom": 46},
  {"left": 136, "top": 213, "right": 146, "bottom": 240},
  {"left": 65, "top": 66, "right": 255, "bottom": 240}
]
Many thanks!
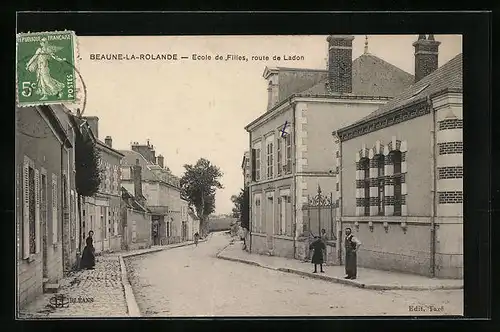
[
  {"left": 344, "top": 227, "right": 362, "bottom": 279},
  {"left": 309, "top": 236, "right": 326, "bottom": 273},
  {"left": 80, "top": 231, "right": 95, "bottom": 270},
  {"left": 194, "top": 232, "right": 199, "bottom": 246}
]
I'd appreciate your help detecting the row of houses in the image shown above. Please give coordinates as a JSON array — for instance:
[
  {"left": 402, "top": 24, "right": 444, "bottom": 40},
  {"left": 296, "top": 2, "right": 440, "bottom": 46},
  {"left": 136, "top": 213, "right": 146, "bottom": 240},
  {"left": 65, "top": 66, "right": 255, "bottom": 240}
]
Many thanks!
[
  {"left": 242, "top": 35, "right": 463, "bottom": 279},
  {"left": 16, "top": 106, "right": 200, "bottom": 308}
]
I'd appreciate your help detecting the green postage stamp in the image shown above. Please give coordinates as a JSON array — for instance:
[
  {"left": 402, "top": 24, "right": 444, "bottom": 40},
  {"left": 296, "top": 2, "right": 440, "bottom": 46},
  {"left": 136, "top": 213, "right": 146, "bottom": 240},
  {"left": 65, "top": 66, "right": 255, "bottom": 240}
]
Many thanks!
[{"left": 16, "top": 30, "right": 78, "bottom": 107}]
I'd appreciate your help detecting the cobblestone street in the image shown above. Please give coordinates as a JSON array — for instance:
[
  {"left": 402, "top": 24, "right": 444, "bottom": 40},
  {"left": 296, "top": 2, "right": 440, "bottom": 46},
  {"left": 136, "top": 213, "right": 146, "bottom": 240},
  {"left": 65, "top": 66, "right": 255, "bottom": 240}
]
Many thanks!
[
  {"left": 19, "top": 255, "right": 128, "bottom": 318},
  {"left": 125, "top": 232, "right": 463, "bottom": 317}
]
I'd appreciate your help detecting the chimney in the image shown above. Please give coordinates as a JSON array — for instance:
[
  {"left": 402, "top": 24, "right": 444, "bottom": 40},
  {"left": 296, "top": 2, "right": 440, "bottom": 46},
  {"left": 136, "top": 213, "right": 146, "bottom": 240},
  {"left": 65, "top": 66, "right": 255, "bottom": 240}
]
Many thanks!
[
  {"left": 413, "top": 34, "right": 441, "bottom": 83},
  {"left": 150, "top": 145, "right": 156, "bottom": 164},
  {"left": 104, "top": 136, "right": 112, "bottom": 147},
  {"left": 157, "top": 155, "right": 164, "bottom": 168},
  {"left": 83, "top": 116, "right": 99, "bottom": 139},
  {"left": 326, "top": 35, "right": 355, "bottom": 94},
  {"left": 131, "top": 158, "right": 143, "bottom": 200}
]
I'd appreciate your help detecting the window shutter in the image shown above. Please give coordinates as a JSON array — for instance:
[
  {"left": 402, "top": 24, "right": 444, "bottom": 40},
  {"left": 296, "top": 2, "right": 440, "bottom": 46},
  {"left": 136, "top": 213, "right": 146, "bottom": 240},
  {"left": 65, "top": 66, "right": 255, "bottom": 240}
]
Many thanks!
[
  {"left": 251, "top": 149, "right": 256, "bottom": 181},
  {"left": 35, "top": 169, "right": 40, "bottom": 253},
  {"left": 52, "top": 175, "right": 58, "bottom": 244},
  {"left": 22, "top": 161, "right": 30, "bottom": 259}
]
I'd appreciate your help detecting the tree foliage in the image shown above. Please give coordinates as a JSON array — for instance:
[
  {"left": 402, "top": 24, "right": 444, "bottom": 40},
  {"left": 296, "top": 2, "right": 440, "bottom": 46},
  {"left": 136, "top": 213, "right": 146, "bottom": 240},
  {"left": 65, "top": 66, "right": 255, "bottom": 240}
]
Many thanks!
[
  {"left": 231, "top": 187, "right": 249, "bottom": 229},
  {"left": 180, "top": 158, "right": 223, "bottom": 236},
  {"left": 75, "top": 129, "right": 102, "bottom": 197}
]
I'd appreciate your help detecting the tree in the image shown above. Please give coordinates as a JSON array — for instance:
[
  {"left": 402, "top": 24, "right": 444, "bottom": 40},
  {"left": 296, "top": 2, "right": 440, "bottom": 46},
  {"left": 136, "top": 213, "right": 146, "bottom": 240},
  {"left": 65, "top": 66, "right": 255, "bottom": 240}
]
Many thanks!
[
  {"left": 180, "top": 158, "right": 223, "bottom": 237},
  {"left": 230, "top": 187, "right": 249, "bottom": 229},
  {"left": 74, "top": 125, "right": 102, "bottom": 197}
]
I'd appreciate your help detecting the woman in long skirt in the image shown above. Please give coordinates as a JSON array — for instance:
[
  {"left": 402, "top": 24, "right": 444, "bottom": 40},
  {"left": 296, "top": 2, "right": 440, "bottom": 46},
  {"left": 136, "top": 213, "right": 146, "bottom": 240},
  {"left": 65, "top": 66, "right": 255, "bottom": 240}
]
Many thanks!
[
  {"left": 309, "top": 236, "right": 326, "bottom": 273},
  {"left": 80, "top": 231, "right": 96, "bottom": 270}
]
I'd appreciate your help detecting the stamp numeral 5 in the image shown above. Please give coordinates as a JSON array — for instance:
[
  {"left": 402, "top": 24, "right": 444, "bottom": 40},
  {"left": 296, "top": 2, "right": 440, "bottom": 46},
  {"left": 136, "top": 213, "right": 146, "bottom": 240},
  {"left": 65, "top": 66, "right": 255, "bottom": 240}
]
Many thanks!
[{"left": 22, "top": 82, "right": 37, "bottom": 97}]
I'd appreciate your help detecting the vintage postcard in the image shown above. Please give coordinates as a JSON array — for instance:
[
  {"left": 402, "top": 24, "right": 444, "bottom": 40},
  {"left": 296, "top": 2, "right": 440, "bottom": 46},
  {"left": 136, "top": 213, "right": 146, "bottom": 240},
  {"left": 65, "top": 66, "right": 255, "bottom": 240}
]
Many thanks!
[{"left": 16, "top": 32, "right": 464, "bottom": 318}]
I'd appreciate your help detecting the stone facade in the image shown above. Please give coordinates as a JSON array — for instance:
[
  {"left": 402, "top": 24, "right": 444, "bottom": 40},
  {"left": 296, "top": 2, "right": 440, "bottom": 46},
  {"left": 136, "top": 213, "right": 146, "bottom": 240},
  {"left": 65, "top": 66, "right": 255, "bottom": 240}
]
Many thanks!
[
  {"left": 336, "top": 50, "right": 463, "bottom": 279},
  {"left": 16, "top": 106, "right": 71, "bottom": 309}
]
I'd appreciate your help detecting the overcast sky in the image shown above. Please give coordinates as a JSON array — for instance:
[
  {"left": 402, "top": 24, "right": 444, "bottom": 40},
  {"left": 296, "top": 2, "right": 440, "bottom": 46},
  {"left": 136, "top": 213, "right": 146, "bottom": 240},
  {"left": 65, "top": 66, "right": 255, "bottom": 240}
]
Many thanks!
[{"left": 72, "top": 35, "right": 462, "bottom": 214}]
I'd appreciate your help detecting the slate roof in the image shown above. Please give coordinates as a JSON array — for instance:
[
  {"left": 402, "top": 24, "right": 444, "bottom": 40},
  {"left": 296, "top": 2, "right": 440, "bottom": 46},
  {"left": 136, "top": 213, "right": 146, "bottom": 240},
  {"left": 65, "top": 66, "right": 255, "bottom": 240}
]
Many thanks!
[
  {"left": 119, "top": 150, "right": 162, "bottom": 182},
  {"left": 121, "top": 186, "right": 149, "bottom": 212},
  {"left": 299, "top": 53, "right": 414, "bottom": 97},
  {"left": 345, "top": 53, "right": 462, "bottom": 127}
]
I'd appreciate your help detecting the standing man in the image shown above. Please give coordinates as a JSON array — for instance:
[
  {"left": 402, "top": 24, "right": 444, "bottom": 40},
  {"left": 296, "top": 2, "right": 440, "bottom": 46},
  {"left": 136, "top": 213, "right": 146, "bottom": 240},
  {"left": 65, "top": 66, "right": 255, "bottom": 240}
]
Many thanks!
[{"left": 344, "top": 227, "right": 362, "bottom": 279}]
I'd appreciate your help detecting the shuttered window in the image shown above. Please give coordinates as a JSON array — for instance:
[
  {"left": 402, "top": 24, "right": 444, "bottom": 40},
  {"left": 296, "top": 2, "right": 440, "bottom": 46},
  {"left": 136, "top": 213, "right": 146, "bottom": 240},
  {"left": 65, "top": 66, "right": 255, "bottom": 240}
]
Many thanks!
[
  {"left": 285, "top": 135, "right": 292, "bottom": 174},
  {"left": 22, "top": 158, "right": 41, "bottom": 258}
]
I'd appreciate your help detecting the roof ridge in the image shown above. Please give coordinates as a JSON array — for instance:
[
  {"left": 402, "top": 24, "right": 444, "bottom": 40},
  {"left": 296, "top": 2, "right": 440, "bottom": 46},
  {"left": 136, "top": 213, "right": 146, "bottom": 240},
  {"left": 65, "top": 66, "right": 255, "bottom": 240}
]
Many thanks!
[{"left": 354, "top": 53, "right": 414, "bottom": 77}]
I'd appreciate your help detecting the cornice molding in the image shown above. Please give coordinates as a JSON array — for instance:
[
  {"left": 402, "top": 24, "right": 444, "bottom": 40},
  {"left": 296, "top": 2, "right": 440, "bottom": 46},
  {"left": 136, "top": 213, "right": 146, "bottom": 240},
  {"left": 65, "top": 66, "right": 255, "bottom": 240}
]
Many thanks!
[{"left": 338, "top": 99, "right": 430, "bottom": 142}]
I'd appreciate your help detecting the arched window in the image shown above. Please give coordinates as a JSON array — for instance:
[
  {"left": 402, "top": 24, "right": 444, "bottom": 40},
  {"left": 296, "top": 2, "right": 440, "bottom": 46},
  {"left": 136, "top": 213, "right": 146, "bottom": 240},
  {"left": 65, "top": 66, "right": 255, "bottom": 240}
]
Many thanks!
[
  {"left": 391, "top": 151, "right": 402, "bottom": 216},
  {"left": 375, "top": 155, "right": 385, "bottom": 216},
  {"left": 360, "top": 158, "right": 370, "bottom": 216}
]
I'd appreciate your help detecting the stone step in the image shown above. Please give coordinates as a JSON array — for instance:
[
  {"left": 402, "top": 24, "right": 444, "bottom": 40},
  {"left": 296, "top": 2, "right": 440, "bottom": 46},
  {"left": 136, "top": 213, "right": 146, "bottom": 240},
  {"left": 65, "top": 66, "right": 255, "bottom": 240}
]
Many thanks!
[{"left": 43, "top": 283, "right": 60, "bottom": 294}]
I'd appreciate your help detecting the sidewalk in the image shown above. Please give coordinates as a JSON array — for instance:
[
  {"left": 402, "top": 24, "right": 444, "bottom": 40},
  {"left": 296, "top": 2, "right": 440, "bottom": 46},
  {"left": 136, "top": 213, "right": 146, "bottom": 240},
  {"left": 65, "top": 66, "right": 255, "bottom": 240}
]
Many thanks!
[
  {"left": 18, "top": 239, "right": 204, "bottom": 319},
  {"left": 217, "top": 241, "right": 463, "bottom": 291}
]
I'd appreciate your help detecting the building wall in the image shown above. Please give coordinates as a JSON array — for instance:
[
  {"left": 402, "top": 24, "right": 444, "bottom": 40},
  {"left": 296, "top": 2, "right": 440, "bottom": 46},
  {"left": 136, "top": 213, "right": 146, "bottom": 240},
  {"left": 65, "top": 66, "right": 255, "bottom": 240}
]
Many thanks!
[
  {"left": 123, "top": 208, "right": 152, "bottom": 250},
  {"left": 306, "top": 101, "right": 383, "bottom": 172},
  {"left": 432, "top": 92, "right": 463, "bottom": 278},
  {"left": 338, "top": 94, "right": 463, "bottom": 278},
  {"left": 341, "top": 114, "right": 433, "bottom": 217},
  {"left": 16, "top": 107, "right": 65, "bottom": 308}
]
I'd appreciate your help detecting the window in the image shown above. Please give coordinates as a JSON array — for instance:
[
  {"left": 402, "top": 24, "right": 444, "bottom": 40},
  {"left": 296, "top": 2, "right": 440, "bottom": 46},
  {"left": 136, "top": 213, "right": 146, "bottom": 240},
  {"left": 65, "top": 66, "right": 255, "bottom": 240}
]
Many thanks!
[
  {"left": 277, "top": 195, "right": 290, "bottom": 235},
  {"left": 22, "top": 160, "right": 41, "bottom": 258},
  {"left": 101, "top": 207, "right": 105, "bottom": 239},
  {"left": 375, "top": 155, "right": 385, "bottom": 215},
  {"left": 285, "top": 134, "right": 292, "bottom": 174},
  {"left": 266, "top": 141, "right": 274, "bottom": 179},
  {"left": 252, "top": 147, "right": 261, "bottom": 181},
  {"left": 392, "top": 151, "right": 402, "bottom": 216},
  {"left": 360, "top": 158, "right": 370, "bottom": 216},
  {"left": 167, "top": 222, "right": 171, "bottom": 237},
  {"left": 277, "top": 137, "right": 282, "bottom": 176},
  {"left": 253, "top": 195, "right": 261, "bottom": 233}
]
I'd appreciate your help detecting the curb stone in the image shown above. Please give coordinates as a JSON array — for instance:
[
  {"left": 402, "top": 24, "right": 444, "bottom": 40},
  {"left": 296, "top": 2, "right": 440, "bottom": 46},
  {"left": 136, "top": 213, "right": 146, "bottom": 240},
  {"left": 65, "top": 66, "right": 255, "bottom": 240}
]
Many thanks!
[
  {"left": 216, "top": 251, "right": 463, "bottom": 291},
  {"left": 119, "top": 255, "right": 141, "bottom": 317}
]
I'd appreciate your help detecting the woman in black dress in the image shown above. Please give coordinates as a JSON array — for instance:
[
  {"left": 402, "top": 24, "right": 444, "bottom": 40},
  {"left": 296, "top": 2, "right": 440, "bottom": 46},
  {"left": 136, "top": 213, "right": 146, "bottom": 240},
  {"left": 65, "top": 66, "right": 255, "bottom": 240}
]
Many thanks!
[
  {"left": 80, "top": 231, "right": 96, "bottom": 270},
  {"left": 309, "top": 236, "right": 326, "bottom": 273}
]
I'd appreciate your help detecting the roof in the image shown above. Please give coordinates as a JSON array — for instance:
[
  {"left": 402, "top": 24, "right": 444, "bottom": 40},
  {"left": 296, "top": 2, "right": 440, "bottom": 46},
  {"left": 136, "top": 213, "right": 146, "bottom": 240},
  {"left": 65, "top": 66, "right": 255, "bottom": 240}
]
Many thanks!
[
  {"left": 300, "top": 53, "right": 414, "bottom": 97},
  {"left": 121, "top": 186, "right": 149, "bottom": 212},
  {"left": 38, "top": 105, "right": 73, "bottom": 148},
  {"left": 96, "top": 139, "right": 125, "bottom": 158},
  {"left": 343, "top": 53, "right": 462, "bottom": 129},
  {"left": 245, "top": 53, "right": 414, "bottom": 131},
  {"left": 119, "top": 150, "right": 162, "bottom": 182}
]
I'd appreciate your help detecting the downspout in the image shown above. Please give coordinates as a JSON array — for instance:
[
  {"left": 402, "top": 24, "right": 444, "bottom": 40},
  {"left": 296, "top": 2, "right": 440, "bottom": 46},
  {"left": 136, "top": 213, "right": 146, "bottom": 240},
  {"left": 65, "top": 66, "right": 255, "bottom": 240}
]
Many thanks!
[
  {"left": 429, "top": 96, "right": 437, "bottom": 278},
  {"left": 291, "top": 101, "right": 297, "bottom": 259}
]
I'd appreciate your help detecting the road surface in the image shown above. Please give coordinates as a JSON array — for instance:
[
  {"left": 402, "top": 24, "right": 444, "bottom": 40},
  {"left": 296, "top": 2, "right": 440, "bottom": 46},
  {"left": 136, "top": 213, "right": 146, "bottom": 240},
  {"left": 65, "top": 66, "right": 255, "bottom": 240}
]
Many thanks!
[{"left": 125, "top": 232, "right": 463, "bottom": 317}]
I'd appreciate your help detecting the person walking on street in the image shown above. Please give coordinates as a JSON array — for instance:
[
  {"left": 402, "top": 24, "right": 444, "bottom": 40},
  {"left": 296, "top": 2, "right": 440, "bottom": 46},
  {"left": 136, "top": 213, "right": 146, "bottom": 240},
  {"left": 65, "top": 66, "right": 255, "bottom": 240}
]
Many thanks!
[
  {"left": 309, "top": 236, "right": 326, "bottom": 273},
  {"left": 80, "top": 231, "right": 95, "bottom": 270},
  {"left": 344, "top": 227, "right": 362, "bottom": 279},
  {"left": 194, "top": 232, "right": 199, "bottom": 247}
]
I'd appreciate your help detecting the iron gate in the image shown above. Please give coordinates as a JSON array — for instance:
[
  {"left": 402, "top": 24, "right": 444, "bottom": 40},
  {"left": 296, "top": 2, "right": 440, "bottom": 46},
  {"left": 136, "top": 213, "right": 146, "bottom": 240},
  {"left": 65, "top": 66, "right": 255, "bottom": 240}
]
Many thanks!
[{"left": 303, "top": 185, "right": 336, "bottom": 240}]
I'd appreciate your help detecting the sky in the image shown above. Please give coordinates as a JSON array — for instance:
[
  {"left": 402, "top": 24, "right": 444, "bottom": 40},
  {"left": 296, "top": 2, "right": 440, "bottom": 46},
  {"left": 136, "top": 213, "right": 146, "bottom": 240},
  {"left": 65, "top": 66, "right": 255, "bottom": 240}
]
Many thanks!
[{"left": 71, "top": 35, "right": 462, "bottom": 215}]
